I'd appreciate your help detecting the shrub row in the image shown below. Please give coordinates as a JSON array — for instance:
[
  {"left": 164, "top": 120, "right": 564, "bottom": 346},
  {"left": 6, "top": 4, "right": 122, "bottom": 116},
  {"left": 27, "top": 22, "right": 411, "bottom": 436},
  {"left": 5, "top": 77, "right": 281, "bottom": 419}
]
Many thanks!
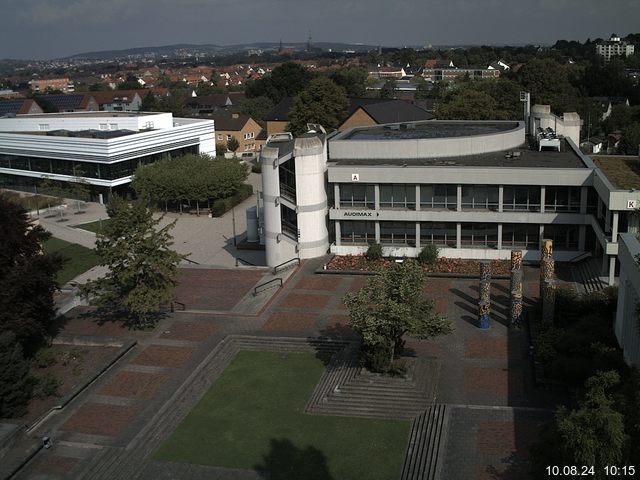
[{"left": 211, "top": 184, "right": 254, "bottom": 217}]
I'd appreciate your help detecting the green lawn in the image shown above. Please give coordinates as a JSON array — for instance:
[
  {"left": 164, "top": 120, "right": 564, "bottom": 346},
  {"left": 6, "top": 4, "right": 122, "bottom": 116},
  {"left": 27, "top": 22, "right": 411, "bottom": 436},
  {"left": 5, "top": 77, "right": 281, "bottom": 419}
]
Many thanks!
[
  {"left": 74, "top": 219, "right": 110, "bottom": 234},
  {"left": 155, "top": 351, "right": 410, "bottom": 480},
  {"left": 43, "top": 237, "right": 100, "bottom": 285}
]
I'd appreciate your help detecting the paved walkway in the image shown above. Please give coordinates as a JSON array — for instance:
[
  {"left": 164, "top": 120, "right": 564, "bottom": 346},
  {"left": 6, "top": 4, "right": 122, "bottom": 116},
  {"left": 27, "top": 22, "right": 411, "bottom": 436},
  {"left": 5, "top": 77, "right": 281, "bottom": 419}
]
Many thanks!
[{"left": 11, "top": 259, "right": 561, "bottom": 480}]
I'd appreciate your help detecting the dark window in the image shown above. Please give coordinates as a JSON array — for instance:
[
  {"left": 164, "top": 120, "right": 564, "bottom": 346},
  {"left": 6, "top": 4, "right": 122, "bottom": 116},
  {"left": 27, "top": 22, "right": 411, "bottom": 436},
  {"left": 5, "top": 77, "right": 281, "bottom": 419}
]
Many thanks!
[
  {"left": 502, "top": 224, "right": 540, "bottom": 249},
  {"left": 461, "top": 185, "right": 499, "bottom": 210},
  {"left": 420, "top": 184, "right": 456, "bottom": 210},
  {"left": 280, "top": 205, "right": 298, "bottom": 240},
  {"left": 380, "top": 184, "right": 416, "bottom": 209},
  {"left": 380, "top": 221, "right": 416, "bottom": 246},
  {"left": 340, "top": 184, "right": 375, "bottom": 208},
  {"left": 543, "top": 224, "right": 579, "bottom": 250},
  {"left": 545, "top": 186, "right": 581, "bottom": 212},
  {"left": 503, "top": 186, "right": 541, "bottom": 211},
  {"left": 340, "top": 221, "right": 375, "bottom": 244},
  {"left": 278, "top": 159, "right": 296, "bottom": 202},
  {"left": 420, "top": 222, "right": 457, "bottom": 247},
  {"left": 461, "top": 223, "right": 498, "bottom": 248}
]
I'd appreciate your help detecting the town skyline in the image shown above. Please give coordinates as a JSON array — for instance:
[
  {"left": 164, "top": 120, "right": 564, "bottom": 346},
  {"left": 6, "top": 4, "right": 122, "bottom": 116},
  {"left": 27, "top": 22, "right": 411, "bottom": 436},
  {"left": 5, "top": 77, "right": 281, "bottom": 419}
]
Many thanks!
[{"left": 2, "top": 0, "right": 639, "bottom": 60}]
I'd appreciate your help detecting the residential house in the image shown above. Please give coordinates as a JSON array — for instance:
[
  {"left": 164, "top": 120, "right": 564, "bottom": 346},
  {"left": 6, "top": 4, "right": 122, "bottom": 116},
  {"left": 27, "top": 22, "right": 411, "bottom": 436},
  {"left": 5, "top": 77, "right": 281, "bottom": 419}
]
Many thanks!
[
  {"left": 29, "top": 78, "right": 74, "bottom": 93},
  {"left": 35, "top": 94, "right": 99, "bottom": 112},
  {"left": 596, "top": 34, "right": 635, "bottom": 62},
  {"left": 0, "top": 99, "right": 44, "bottom": 116},
  {"left": 210, "top": 112, "right": 264, "bottom": 154},
  {"left": 265, "top": 97, "right": 433, "bottom": 136},
  {"left": 90, "top": 90, "right": 144, "bottom": 112}
]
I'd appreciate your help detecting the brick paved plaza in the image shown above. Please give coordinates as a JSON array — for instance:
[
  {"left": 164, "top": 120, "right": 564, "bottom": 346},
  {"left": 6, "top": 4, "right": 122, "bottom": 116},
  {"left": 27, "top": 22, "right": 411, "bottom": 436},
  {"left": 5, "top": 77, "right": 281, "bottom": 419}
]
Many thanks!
[{"left": 13, "top": 259, "right": 562, "bottom": 480}]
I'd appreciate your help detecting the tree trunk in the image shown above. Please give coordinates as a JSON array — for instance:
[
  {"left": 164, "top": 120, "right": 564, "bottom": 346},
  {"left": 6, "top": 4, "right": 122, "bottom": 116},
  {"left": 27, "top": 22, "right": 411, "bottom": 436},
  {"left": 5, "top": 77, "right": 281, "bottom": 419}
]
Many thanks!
[{"left": 196, "top": 200, "right": 200, "bottom": 216}]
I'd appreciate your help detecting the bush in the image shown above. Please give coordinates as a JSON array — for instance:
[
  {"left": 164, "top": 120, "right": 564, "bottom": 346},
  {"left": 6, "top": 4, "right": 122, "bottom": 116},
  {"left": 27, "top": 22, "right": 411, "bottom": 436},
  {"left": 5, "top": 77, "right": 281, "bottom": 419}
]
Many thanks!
[
  {"left": 211, "top": 184, "right": 253, "bottom": 217},
  {"left": 418, "top": 243, "right": 439, "bottom": 266},
  {"left": 251, "top": 163, "right": 262, "bottom": 174},
  {"left": 33, "top": 372, "right": 61, "bottom": 398},
  {"left": 365, "top": 242, "right": 383, "bottom": 261},
  {"left": 33, "top": 348, "right": 58, "bottom": 368}
]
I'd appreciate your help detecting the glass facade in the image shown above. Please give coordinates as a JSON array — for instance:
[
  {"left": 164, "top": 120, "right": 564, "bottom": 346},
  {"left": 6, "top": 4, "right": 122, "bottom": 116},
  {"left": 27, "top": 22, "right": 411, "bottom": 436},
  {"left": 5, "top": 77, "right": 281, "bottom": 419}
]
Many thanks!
[
  {"left": 0, "top": 146, "right": 198, "bottom": 181},
  {"left": 461, "top": 223, "right": 498, "bottom": 248},
  {"left": 503, "top": 186, "right": 541, "bottom": 211},
  {"left": 420, "top": 222, "right": 457, "bottom": 247},
  {"left": 380, "top": 221, "right": 416, "bottom": 246},
  {"left": 461, "top": 185, "right": 499, "bottom": 210},
  {"left": 420, "top": 184, "right": 456, "bottom": 210},
  {"left": 380, "top": 184, "right": 415, "bottom": 209},
  {"left": 278, "top": 159, "right": 296, "bottom": 202},
  {"left": 340, "top": 221, "right": 375, "bottom": 244},
  {"left": 502, "top": 224, "right": 540, "bottom": 249},
  {"left": 280, "top": 204, "right": 298, "bottom": 240},
  {"left": 340, "top": 184, "right": 375, "bottom": 208},
  {"left": 545, "top": 186, "right": 581, "bottom": 212},
  {"left": 543, "top": 224, "right": 579, "bottom": 250}
]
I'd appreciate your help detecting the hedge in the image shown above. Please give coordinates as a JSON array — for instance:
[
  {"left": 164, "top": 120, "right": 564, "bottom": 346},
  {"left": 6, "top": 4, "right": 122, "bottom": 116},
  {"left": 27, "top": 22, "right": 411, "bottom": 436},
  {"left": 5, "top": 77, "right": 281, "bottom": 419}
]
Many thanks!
[{"left": 211, "top": 184, "right": 254, "bottom": 217}]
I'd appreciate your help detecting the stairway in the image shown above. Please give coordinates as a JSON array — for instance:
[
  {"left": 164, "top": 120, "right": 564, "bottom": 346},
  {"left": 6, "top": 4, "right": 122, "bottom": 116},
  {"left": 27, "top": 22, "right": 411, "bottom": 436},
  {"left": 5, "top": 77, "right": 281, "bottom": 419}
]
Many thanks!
[{"left": 400, "top": 404, "right": 449, "bottom": 480}]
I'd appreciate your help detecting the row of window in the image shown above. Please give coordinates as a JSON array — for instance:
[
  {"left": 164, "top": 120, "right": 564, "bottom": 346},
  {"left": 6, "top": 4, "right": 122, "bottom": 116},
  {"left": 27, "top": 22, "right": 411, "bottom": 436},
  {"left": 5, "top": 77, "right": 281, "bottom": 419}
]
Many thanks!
[
  {"left": 339, "top": 221, "right": 580, "bottom": 250},
  {"left": 0, "top": 146, "right": 198, "bottom": 181},
  {"left": 338, "top": 184, "right": 585, "bottom": 212}
]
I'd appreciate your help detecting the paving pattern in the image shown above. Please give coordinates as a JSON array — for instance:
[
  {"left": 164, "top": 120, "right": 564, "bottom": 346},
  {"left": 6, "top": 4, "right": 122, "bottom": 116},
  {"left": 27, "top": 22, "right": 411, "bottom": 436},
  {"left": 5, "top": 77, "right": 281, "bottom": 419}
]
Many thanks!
[{"left": 11, "top": 259, "right": 564, "bottom": 480}]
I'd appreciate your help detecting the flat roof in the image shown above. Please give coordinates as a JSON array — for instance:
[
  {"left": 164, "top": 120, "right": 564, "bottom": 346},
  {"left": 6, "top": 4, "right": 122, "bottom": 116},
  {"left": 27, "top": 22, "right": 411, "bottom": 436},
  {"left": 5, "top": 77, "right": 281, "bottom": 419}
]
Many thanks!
[
  {"left": 10, "top": 111, "right": 158, "bottom": 119},
  {"left": 5, "top": 129, "right": 141, "bottom": 139},
  {"left": 341, "top": 121, "right": 519, "bottom": 141},
  {"left": 592, "top": 155, "right": 640, "bottom": 189},
  {"left": 330, "top": 138, "right": 586, "bottom": 169}
]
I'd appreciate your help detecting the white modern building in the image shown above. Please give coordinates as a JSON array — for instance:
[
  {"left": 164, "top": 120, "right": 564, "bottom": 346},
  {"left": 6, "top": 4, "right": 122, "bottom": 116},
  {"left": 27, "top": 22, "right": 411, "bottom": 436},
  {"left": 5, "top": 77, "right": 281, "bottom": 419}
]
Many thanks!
[
  {"left": 0, "top": 111, "right": 215, "bottom": 201},
  {"left": 260, "top": 113, "right": 640, "bottom": 285},
  {"left": 596, "top": 33, "right": 635, "bottom": 62},
  {"left": 260, "top": 130, "right": 330, "bottom": 267},
  {"left": 614, "top": 233, "right": 640, "bottom": 366}
]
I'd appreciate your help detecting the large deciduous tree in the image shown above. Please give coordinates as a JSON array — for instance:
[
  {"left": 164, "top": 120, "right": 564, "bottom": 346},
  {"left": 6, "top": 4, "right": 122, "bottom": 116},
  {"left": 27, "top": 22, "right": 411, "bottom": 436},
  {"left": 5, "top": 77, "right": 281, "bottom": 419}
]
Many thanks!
[
  {"left": 287, "top": 77, "right": 348, "bottom": 135},
  {"left": 0, "top": 196, "right": 62, "bottom": 348},
  {"left": 132, "top": 154, "right": 248, "bottom": 211},
  {"left": 343, "top": 260, "right": 453, "bottom": 372},
  {"left": 0, "top": 332, "right": 33, "bottom": 418},
  {"left": 80, "top": 197, "right": 183, "bottom": 326}
]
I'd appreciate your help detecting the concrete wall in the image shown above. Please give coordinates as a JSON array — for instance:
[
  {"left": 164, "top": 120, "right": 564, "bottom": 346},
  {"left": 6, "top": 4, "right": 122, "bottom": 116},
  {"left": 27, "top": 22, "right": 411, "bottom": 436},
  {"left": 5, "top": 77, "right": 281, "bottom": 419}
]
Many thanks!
[
  {"left": 615, "top": 233, "right": 640, "bottom": 366},
  {"left": 330, "top": 121, "right": 525, "bottom": 160},
  {"left": 530, "top": 105, "right": 581, "bottom": 147},
  {"left": 0, "top": 111, "right": 174, "bottom": 131}
]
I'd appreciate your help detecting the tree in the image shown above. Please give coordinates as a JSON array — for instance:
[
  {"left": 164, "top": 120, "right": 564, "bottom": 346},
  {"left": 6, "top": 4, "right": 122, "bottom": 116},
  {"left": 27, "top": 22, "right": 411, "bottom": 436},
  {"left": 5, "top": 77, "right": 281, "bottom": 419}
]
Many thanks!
[
  {"left": 436, "top": 88, "right": 500, "bottom": 120},
  {"left": 245, "top": 62, "right": 313, "bottom": 104},
  {"left": 140, "top": 91, "right": 158, "bottom": 111},
  {"left": 378, "top": 79, "right": 397, "bottom": 99},
  {"left": 80, "top": 197, "right": 183, "bottom": 326},
  {"left": 226, "top": 136, "right": 240, "bottom": 155},
  {"left": 0, "top": 332, "right": 33, "bottom": 418},
  {"left": 287, "top": 77, "right": 348, "bottom": 135},
  {"left": 328, "top": 66, "right": 368, "bottom": 97},
  {"left": 343, "top": 260, "right": 453, "bottom": 372},
  {"left": 237, "top": 96, "right": 274, "bottom": 125},
  {"left": 618, "top": 122, "right": 640, "bottom": 155},
  {"left": 0, "top": 196, "right": 62, "bottom": 348},
  {"left": 555, "top": 371, "right": 626, "bottom": 475}
]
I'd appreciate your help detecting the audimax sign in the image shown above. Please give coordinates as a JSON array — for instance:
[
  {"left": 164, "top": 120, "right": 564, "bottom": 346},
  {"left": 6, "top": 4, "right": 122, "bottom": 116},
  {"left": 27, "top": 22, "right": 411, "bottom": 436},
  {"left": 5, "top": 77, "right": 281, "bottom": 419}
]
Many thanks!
[{"left": 343, "top": 211, "right": 380, "bottom": 217}]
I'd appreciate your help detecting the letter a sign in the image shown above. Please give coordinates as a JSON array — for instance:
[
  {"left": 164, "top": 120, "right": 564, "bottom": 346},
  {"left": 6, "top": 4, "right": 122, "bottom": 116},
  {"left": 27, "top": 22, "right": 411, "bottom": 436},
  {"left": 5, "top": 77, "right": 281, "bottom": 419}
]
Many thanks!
[{"left": 351, "top": 173, "right": 360, "bottom": 181}]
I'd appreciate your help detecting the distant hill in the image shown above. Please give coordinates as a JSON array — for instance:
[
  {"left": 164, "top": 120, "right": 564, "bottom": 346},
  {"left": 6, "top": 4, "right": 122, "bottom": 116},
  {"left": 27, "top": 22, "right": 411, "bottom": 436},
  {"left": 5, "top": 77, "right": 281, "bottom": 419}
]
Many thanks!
[{"left": 64, "top": 42, "right": 379, "bottom": 60}]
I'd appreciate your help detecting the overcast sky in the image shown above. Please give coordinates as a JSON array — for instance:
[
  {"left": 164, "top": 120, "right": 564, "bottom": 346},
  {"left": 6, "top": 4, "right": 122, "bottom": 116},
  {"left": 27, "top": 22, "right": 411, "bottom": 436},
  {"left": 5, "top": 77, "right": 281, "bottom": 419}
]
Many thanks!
[{"left": 2, "top": 0, "right": 639, "bottom": 60}]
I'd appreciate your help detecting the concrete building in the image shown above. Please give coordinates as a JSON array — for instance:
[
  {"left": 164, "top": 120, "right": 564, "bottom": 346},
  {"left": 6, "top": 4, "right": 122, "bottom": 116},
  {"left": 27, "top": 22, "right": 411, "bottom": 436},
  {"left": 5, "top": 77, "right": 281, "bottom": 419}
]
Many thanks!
[
  {"left": 29, "top": 78, "right": 74, "bottom": 93},
  {"left": 260, "top": 114, "right": 640, "bottom": 284},
  {"left": 0, "top": 111, "right": 215, "bottom": 201},
  {"left": 260, "top": 129, "right": 330, "bottom": 267},
  {"left": 596, "top": 34, "right": 635, "bottom": 62},
  {"left": 614, "top": 233, "right": 640, "bottom": 366}
]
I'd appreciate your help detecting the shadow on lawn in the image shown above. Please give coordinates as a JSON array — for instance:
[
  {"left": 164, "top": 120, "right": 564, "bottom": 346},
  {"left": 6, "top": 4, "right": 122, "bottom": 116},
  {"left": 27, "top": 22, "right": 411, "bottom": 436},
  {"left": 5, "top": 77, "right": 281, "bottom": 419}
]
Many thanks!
[{"left": 255, "top": 438, "right": 334, "bottom": 480}]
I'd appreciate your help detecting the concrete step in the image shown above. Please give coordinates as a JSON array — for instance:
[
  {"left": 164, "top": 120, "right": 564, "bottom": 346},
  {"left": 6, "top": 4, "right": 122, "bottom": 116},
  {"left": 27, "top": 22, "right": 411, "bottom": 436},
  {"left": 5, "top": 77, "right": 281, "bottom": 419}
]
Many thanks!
[{"left": 400, "top": 404, "right": 448, "bottom": 480}]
